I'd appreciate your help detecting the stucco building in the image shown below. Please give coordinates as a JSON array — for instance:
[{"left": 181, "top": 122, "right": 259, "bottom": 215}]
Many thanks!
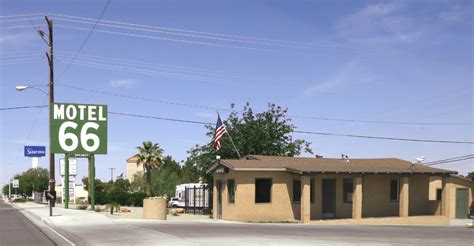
[
  {"left": 208, "top": 155, "right": 473, "bottom": 223},
  {"left": 125, "top": 155, "right": 143, "bottom": 182}
]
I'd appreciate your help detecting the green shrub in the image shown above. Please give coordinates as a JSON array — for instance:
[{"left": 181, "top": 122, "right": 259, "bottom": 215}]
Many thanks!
[{"left": 128, "top": 192, "right": 147, "bottom": 207}]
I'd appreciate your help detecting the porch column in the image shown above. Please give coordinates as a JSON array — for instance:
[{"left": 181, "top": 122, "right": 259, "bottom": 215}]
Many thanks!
[
  {"left": 213, "top": 178, "right": 218, "bottom": 220},
  {"left": 301, "top": 176, "right": 311, "bottom": 224},
  {"left": 399, "top": 176, "right": 409, "bottom": 217},
  {"left": 441, "top": 176, "right": 453, "bottom": 218},
  {"left": 352, "top": 176, "right": 363, "bottom": 220}
]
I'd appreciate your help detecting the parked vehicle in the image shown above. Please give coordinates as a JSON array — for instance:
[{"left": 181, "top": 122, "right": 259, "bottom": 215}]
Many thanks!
[{"left": 168, "top": 197, "right": 182, "bottom": 208}]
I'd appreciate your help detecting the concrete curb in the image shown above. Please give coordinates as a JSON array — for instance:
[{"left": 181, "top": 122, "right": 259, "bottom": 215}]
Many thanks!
[{"left": 10, "top": 202, "right": 79, "bottom": 246}]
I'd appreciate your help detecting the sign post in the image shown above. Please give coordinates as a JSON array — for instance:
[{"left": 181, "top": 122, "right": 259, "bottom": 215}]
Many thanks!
[
  {"left": 89, "top": 155, "right": 95, "bottom": 209},
  {"left": 50, "top": 102, "right": 107, "bottom": 209}
]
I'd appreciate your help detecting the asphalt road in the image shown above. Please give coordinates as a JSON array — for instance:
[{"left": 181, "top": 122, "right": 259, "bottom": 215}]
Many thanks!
[
  {"left": 0, "top": 199, "right": 54, "bottom": 246},
  {"left": 122, "top": 220, "right": 474, "bottom": 245}
]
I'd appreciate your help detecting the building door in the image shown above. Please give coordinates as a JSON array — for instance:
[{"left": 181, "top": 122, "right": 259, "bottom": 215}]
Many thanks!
[
  {"left": 216, "top": 180, "right": 223, "bottom": 220},
  {"left": 455, "top": 189, "right": 468, "bottom": 219},
  {"left": 322, "top": 179, "right": 336, "bottom": 219}
]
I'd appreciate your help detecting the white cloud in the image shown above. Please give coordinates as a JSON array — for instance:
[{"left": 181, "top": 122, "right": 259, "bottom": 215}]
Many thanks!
[
  {"left": 337, "top": 1, "right": 423, "bottom": 44},
  {"left": 109, "top": 79, "right": 138, "bottom": 88},
  {"left": 439, "top": 5, "right": 472, "bottom": 22},
  {"left": 304, "top": 61, "right": 377, "bottom": 96}
]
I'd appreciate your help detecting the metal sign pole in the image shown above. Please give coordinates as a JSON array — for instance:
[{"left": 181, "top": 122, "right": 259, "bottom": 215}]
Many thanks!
[
  {"left": 64, "top": 154, "right": 69, "bottom": 209},
  {"left": 90, "top": 155, "right": 95, "bottom": 210}
]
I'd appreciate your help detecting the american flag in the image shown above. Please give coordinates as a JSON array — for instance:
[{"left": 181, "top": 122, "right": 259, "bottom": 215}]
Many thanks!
[{"left": 214, "top": 114, "right": 227, "bottom": 150}]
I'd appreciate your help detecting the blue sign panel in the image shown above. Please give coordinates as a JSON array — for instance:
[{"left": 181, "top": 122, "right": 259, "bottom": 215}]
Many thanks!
[{"left": 24, "top": 146, "right": 46, "bottom": 157}]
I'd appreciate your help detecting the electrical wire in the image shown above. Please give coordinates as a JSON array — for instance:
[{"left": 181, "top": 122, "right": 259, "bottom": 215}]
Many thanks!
[
  {"left": 55, "top": 24, "right": 300, "bottom": 54},
  {"left": 108, "top": 110, "right": 474, "bottom": 144},
  {"left": 55, "top": 82, "right": 473, "bottom": 126},
  {"left": 50, "top": 13, "right": 345, "bottom": 49},
  {"left": 424, "top": 155, "right": 474, "bottom": 166},
  {"left": 55, "top": 0, "right": 111, "bottom": 83},
  {"left": 0, "top": 105, "right": 48, "bottom": 111}
]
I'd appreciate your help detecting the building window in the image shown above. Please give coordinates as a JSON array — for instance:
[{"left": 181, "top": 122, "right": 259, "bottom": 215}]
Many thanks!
[
  {"left": 390, "top": 179, "right": 400, "bottom": 201},
  {"left": 436, "top": 188, "right": 442, "bottom": 201},
  {"left": 343, "top": 178, "right": 354, "bottom": 203},
  {"left": 227, "top": 179, "right": 235, "bottom": 203},
  {"left": 310, "top": 178, "right": 315, "bottom": 203},
  {"left": 293, "top": 179, "right": 301, "bottom": 203},
  {"left": 255, "top": 178, "right": 272, "bottom": 203}
]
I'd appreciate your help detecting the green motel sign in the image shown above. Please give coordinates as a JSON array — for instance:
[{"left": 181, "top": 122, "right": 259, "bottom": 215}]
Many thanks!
[{"left": 50, "top": 103, "right": 108, "bottom": 154}]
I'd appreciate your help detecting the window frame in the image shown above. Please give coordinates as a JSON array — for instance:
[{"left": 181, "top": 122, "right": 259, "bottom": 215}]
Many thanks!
[
  {"left": 255, "top": 178, "right": 272, "bottom": 204},
  {"left": 227, "top": 179, "right": 236, "bottom": 204},
  {"left": 310, "top": 178, "right": 315, "bottom": 203},
  {"left": 390, "top": 179, "right": 400, "bottom": 201},
  {"left": 292, "top": 179, "right": 301, "bottom": 203},
  {"left": 343, "top": 178, "right": 354, "bottom": 203},
  {"left": 436, "top": 188, "right": 442, "bottom": 201}
]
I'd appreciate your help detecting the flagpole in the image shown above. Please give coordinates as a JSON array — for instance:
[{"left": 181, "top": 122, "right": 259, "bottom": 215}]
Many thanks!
[
  {"left": 224, "top": 124, "right": 242, "bottom": 160},
  {"left": 217, "top": 112, "right": 242, "bottom": 160}
]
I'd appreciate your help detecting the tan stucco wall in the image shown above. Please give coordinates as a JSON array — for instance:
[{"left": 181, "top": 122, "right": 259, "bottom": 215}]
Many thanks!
[
  {"left": 213, "top": 170, "right": 473, "bottom": 223},
  {"left": 126, "top": 161, "right": 143, "bottom": 182},
  {"left": 214, "top": 170, "right": 298, "bottom": 222},
  {"left": 362, "top": 175, "right": 399, "bottom": 217},
  {"left": 442, "top": 176, "right": 473, "bottom": 219}
]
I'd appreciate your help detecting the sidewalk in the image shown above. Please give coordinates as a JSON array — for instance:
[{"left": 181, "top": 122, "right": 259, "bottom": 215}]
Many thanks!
[{"left": 11, "top": 202, "right": 199, "bottom": 245}]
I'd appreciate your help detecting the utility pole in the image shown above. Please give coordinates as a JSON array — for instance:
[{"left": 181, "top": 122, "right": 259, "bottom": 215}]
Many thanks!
[
  {"left": 45, "top": 16, "right": 55, "bottom": 216},
  {"left": 108, "top": 168, "right": 116, "bottom": 183}
]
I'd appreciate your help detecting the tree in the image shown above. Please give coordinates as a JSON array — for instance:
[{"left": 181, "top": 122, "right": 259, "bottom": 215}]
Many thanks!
[
  {"left": 466, "top": 172, "right": 474, "bottom": 180},
  {"left": 136, "top": 141, "right": 164, "bottom": 196},
  {"left": 185, "top": 103, "right": 313, "bottom": 184},
  {"left": 12, "top": 168, "right": 49, "bottom": 197},
  {"left": 151, "top": 156, "right": 182, "bottom": 197},
  {"left": 130, "top": 173, "right": 145, "bottom": 192}
]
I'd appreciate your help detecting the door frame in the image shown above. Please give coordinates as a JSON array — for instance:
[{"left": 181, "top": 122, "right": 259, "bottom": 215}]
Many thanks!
[
  {"left": 455, "top": 188, "right": 469, "bottom": 219},
  {"left": 322, "top": 178, "right": 336, "bottom": 219}
]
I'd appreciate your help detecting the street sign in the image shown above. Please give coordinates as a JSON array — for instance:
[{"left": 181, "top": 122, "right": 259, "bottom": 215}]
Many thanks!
[
  {"left": 59, "top": 158, "right": 77, "bottom": 176},
  {"left": 50, "top": 103, "right": 108, "bottom": 154},
  {"left": 12, "top": 179, "right": 19, "bottom": 188},
  {"left": 24, "top": 146, "right": 46, "bottom": 157}
]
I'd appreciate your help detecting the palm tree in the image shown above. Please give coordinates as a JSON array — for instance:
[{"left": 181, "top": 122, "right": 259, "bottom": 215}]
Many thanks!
[{"left": 136, "top": 141, "right": 163, "bottom": 196}]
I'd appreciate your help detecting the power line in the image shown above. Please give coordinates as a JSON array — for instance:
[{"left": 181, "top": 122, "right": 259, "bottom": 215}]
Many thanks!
[
  {"left": 52, "top": 16, "right": 313, "bottom": 49},
  {"left": 56, "top": 83, "right": 231, "bottom": 111},
  {"left": 55, "top": 24, "right": 298, "bottom": 54},
  {"left": 0, "top": 13, "right": 43, "bottom": 19},
  {"left": 56, "top": 51, "right": 262, "bottom": 82},
  {"left": 109, "top": 111, "right": 211, "bottom": 125},
  {"left": 0, "top": 17, "right": 42, "bottom": 23},
  {"left": 55, "top": 83, "right": 472, "bottom": 126},
  {"left": 50, "top": 13, "right": 345, "bottom": 50},
  {"left": 293, "top": 130, "right": 474, "bottom": 144},
  {"left": 424, "top": 155, "right": 474, "bottom": 166},
  {"left": 0, "top": 105, "right": 48, "bottom": 111},
  {"left": 290, "top": 115, "right": 472, "bottom": 126},
  {"left": 55, "top": 0, "right": 111, "bottom": 82},
  {"left": 108, "top": 110, "right": 474, "bottom": 144},
  {"left": 55, "top": 57, "right": 241, "bottom": 86}
]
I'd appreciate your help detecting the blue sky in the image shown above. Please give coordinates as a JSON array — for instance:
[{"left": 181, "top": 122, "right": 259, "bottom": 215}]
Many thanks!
[{"left": 1, "top": 0, "right": 472, "bottom": 186}]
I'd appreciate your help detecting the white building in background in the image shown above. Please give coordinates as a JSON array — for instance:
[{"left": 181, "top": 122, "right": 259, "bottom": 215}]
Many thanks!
[{"left": 125, "top": 155, "right": 143, "bottom": 182}]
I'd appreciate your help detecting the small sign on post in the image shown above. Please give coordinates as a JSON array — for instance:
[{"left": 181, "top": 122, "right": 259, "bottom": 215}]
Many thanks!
[
  {"left": 24, "top": 146, "right": 46, "bottom": 157},
  {"left": 12, "top": 179, "right": 19, "bottom": 188}
]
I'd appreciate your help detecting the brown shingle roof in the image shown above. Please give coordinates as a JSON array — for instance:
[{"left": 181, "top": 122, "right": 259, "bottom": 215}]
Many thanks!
[{"left": 211, "top": 155, "right": 456, "bottom": 174}]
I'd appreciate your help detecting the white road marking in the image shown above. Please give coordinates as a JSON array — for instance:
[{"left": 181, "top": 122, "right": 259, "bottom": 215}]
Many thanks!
[{"left": 41, "top": 216, "right": 76, "bottom": 246}]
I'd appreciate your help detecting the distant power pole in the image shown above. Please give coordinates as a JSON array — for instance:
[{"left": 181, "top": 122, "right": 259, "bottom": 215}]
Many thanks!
[{"left": 108, "top": 168, "right": 116, "bottom": 182}]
